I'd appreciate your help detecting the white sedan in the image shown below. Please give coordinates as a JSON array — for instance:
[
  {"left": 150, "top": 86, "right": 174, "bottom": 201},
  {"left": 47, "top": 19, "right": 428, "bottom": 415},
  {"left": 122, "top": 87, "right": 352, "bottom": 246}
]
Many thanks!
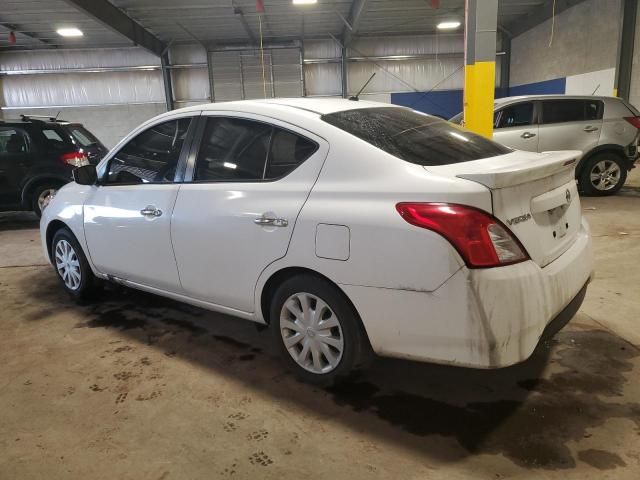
[{"left": 40, "top": 98, "right": 593, "bottom": 384}]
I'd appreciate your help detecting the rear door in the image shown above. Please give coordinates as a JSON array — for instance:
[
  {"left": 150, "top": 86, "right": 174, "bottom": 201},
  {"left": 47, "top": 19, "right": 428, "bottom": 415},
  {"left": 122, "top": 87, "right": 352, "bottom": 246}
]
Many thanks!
[
  {"left": 492, "top": 101, "right": 539, "bottom": 151},
  {"left": 171, "top": 113, "right": 328, "bottom": 312},
  {"left": 537, "top": 99, "right": 603, "bottom": 153}
]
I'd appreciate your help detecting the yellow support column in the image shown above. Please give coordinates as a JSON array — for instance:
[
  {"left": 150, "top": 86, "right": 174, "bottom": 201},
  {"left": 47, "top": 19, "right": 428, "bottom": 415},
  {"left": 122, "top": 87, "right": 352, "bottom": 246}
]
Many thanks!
[{"left": 463, "top": 0, "right": 498, "bottom": 138}]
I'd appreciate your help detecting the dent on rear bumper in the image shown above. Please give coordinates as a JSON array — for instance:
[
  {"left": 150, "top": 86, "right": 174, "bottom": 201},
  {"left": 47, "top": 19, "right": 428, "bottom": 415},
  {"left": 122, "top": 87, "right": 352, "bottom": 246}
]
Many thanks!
[{"left": 342, "top": 219, "right": 593, "bottom": 368}]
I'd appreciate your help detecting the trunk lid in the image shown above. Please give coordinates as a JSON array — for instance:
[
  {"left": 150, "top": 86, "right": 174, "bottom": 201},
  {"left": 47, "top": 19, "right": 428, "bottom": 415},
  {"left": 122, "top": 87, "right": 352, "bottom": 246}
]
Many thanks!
[{"left": 426, "top": 150, "right": 582, "bottom": 267}]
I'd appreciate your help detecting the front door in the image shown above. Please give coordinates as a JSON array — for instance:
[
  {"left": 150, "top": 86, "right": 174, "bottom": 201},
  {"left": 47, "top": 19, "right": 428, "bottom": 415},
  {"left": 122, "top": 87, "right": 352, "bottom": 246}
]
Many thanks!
[
  {"left": 171, "top": 114, "right": 328, "bottom": 312},
  {"left": 492, "top": 101, "right": 539, "bottom": 151},
  {"left": 0, "top": 126, "right": 33, "bottom": 207},
  {"left": 84, "top": 116, "right": 195, "bottom": 292}
]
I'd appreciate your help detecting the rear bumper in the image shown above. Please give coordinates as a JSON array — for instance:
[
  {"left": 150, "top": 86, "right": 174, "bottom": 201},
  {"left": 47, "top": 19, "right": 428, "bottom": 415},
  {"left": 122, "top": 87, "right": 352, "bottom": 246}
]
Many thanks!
[{"left": 341, "top": 218, "right": 593, "bottom": 368}]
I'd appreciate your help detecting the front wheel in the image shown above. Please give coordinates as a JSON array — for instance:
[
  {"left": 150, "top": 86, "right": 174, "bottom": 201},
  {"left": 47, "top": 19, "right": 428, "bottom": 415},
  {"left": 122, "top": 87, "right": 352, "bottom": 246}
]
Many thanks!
[
  {"left": 51, "top": 228, "right": 101, "bottom": 301},
  {"left": 270, "top": 274, "right": 372, "bottom": 386},
  {"left": 579, "top": 154, "right": 627, "bottom": 196}
]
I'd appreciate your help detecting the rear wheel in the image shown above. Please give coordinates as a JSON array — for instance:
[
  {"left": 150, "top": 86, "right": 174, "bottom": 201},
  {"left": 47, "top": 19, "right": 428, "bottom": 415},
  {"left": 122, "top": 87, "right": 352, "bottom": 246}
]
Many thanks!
[
  {"left": 31, "top": 182, "right": 63, "bottom": 217},
  {"left": 270, "top": 274, "right": 372, "bottom": 386},
  {"left": 51, "top": 228, "right": 101, "bottom": 301},
  {"left": 579, "top": 153, "right": 627, "bottom": 196}
]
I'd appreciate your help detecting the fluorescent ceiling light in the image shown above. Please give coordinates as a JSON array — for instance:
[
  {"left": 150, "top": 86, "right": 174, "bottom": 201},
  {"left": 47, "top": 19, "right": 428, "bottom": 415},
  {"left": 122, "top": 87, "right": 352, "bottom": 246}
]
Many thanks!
[
  {"left": 437, "top": 21, "right": 461, "bottom": 30},
  {"left": 293, "top": 0, "right": 317, "bottom": 5},
  {"left": 223, "top": 162, "right": 237, "bottom": 169},
  {"left": 57, "top": 28, "right": 83, "bottom": 37}
]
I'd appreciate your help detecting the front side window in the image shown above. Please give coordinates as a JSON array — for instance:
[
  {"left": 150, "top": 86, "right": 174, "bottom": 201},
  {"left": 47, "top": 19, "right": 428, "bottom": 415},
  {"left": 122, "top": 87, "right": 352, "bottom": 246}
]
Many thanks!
[
  {"left": 194, "top": 117, "right": 317, "bottom": 182},
  {"left": 322, "top": 107, "right": 510, "bottom": 166},
  {"left": 106, "top": 118, "right": 191, "bottom": 184},
  {"left": 495, "top": 102, "right": 534, "bottom": 129},
  {"left": 0, "top": 127, "right": 30, "bottom": 155},
  {"left": 542, "top": 100, "right": 599, "bottom": 124}
]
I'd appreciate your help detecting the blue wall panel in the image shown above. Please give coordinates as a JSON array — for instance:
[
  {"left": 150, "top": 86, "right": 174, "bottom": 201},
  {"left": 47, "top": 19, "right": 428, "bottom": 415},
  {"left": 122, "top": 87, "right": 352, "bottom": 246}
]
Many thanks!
[{"left": 508, "top": 77, "right": 566, "bottom": 96}]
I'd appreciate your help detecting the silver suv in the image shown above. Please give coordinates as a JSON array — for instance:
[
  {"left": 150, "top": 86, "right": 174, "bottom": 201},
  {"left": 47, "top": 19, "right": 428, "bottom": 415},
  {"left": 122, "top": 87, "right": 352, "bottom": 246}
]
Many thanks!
[{"left": 450, "top": 95, "right": 639, "bottom": 195}]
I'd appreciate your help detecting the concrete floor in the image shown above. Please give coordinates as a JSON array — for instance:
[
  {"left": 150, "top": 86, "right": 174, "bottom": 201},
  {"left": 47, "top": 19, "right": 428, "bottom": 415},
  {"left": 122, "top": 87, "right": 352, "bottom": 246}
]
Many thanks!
[{"left": 1, "top": 171, "right": 639, "bottom": 480}]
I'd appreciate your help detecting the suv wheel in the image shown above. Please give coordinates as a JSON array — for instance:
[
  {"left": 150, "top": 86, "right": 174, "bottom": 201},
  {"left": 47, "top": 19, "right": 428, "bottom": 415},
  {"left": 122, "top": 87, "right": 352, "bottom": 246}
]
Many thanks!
[
  {"left": 270, "top": 274, "right": 372, "bottom": 386},
  {"left": 32, "top": 182, "right": 63, "bottom": 217},
  {"left": 51, "top": 227, "right": 101, "bottom": 301},
  {"left": 579, "top": 153, "right": 627, "bottom": 196}
]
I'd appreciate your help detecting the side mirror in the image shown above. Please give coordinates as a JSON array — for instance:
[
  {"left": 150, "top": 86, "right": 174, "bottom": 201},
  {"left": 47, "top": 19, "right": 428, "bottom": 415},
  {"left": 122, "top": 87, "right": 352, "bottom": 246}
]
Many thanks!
[{"left": 73, "top": 164, "right": 98, "bottom": 185}]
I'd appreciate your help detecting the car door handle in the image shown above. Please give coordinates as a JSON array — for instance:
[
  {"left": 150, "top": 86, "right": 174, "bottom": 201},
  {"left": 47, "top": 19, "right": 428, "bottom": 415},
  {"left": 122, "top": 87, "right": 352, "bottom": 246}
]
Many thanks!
[
  {"left": 140, "top": 206, "right": 162, "bottom": 217},
  {"left": 583, "top": 126, "right": 599, "bottom": 132},
  {"left": 521, "top": 131, "right": 536, "bottom": 139},
  {"left": 254, "top": 216, "right": 288, "bottom": 227}
]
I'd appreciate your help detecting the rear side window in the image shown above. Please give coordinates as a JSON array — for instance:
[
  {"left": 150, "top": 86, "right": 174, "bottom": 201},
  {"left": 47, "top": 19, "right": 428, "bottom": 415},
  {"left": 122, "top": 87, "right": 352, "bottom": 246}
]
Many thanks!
[
  {"left": 0, "top": 127, "right": 31, "bottom": 154},
  {"left": 194, "top": 117, "right": 317, "bottom": 182},
  {"left": 106, "top": 118, "right": 192, "bottom": 184},
  {"left": 542, "top": 100, "right": 603, "bottom": 124},
  {"left": 495, "top": 102, "right": 534, "bottom": 128},
  {"left": 322, "top": 107, "right": 510, "bottom": 166},
  {"left": 41, "top": 127, "right": 71, "bottom": 152}
]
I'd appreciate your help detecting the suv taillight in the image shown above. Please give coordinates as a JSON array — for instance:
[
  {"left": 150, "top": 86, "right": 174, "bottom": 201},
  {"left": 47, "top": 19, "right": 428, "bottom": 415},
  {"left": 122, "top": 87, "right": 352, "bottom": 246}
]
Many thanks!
[
  {"left": 396, "top": 203, "right": 529, "bottom": 268},
  {"left": 623, "top": 116, "right": 640, "bottom": 129},
  {"left": 59, "top": 151, "right": 89, "bottom": 167}
]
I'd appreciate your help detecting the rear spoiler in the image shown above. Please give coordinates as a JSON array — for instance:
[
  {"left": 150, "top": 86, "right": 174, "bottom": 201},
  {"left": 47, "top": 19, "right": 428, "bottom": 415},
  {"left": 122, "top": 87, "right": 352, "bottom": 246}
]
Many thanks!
[{"left": 455, "top": 150, "right": 581, "bottom": 189}]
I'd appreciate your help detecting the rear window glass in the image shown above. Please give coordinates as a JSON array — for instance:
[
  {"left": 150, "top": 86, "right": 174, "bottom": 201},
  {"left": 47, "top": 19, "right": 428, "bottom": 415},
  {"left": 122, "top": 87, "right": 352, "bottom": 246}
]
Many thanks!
[
  {"left": 322, "top": 107, "right": 510, "bottom": 166},
  {"left": 68, "top": 125, "right": 100, "bottom": 147}
]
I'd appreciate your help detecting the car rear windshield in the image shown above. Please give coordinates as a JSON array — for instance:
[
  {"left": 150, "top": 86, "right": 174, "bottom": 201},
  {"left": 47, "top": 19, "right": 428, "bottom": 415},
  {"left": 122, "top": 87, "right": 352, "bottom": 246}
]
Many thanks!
[
  {"left": 67, "top": 125, "right": 100, "bottom": 147},
  {"left": 322, "top": 107, "right": 511, "bottom": 166}
]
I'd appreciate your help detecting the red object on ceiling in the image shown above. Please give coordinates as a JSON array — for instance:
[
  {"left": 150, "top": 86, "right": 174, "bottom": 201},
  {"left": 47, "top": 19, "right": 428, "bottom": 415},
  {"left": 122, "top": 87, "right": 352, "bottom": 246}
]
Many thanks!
[
  {"left": 8, "top": 31, "right": 17, "bottom": 44},
  {"left": 429, "top": 0, "right": 440, "bottom": 7},
  {"left": 256, "top": 0, "right": 265, "bottom": 13}
]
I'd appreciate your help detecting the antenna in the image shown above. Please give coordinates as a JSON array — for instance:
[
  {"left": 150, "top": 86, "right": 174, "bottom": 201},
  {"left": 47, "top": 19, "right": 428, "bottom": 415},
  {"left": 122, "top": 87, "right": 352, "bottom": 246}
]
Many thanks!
[
  {"left": 349, "top": 73, "right": 376, "bottom": 101},
  {"left": 591, "top": 84, "right": 600, "bottom": 95}
]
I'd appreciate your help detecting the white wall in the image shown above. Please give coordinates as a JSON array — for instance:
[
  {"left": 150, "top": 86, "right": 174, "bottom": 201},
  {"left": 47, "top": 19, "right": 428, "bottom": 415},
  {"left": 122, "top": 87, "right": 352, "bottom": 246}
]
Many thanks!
[
  {"left": 510, "top": 0, "right": 622, "bottom": 89},
  {"left": 0, "top": 47, "right": 166, "bottom": 148}
]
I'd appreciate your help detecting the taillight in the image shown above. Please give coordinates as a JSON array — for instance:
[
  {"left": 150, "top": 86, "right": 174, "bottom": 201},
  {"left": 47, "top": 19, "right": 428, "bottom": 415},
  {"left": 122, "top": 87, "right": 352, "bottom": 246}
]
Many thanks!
[
  {"left": 623, "top": 116, "right": 640, "bottom": 129},
  {"left": 395, "top": 203, "right": 529, "bottom": 268},
  {"left": 59, "top": 151, "right": 89, "bottom": 167}
]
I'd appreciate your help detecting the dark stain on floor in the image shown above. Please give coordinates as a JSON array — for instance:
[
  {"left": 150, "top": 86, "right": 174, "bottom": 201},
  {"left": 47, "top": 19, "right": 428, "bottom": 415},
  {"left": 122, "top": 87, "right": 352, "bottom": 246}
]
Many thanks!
[
  {"left": 16, "top": 270, "right": 640, "bottom": 472},
  {"left": 577, "top": 449, "right": 627, "bottom": 470},
  {"left": 328, "top": 331, "right": 640, "bottom": 470}
]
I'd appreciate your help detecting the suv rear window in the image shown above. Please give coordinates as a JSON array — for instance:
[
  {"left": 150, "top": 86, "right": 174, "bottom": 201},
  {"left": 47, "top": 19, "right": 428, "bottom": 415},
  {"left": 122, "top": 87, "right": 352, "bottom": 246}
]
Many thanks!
[
  {"left": 322, "top": 107, "right": 510, "bottom": 166},
  {"left": 67, "top": 125, "right": 100, "bottom": 147}
]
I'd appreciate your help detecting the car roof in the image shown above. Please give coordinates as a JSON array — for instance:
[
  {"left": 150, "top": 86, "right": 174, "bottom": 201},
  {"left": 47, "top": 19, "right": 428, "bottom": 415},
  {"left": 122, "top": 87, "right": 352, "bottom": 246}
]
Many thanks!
[{"left": 167, "top": 97, "right": 394, "bottom": 117}]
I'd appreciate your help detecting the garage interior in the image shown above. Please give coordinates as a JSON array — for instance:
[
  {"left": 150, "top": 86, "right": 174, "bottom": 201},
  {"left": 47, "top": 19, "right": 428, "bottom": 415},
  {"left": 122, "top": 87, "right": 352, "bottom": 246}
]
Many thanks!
[{"left": 1, "top": 0, "right": 640, "bottom": 478}]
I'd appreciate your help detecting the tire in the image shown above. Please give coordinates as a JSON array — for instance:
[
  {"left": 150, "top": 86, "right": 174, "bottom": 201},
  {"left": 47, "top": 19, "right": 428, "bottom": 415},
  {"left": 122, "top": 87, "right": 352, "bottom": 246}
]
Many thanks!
[
  {"left": 270, "top": 274, "right": 372, "bottom": 386},
  {"left": 579, "top": 153, "right": 627, "bottom": 196},
  {"left": 51, "top": 227, "right": 101, "bottom": 301},
  {"left": 31, "top": 181, "right": 63, "bottom": 217}
]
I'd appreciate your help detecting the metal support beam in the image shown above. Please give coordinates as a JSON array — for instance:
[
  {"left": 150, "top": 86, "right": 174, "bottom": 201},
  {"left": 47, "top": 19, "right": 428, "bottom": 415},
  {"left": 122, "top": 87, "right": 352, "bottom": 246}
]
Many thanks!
[
  {"left": 341, "top": 46, "right": 348, "bottom": 98},
  {"left": 342, "top": 0, "right": 368, "bottom": 47},
  {"left": 499, "top": 31, "right": 511, "bottom": 95},
  {"left": 616, "top": 0, "right": 637, "bottom": 100},
  {"left": 0, "top": 22, "right": 54, "bottom": 48},
  {"left": 233, "top": 7, "right": 257, "bottom": 46},
  {"left": 464, "top": 0, "right": 498, "bottom": 138},
  {"left": 160, "top": 52, "right": 174, "bottom": 111},
  {"left": 206, "top": 52, "right": 216, "bottom": 103},
  {"left": 62, "top": 0, "right": 165, "bottom": 56},
  {"left": 507, "top": 0, "right": 588, "bottom": 38}
]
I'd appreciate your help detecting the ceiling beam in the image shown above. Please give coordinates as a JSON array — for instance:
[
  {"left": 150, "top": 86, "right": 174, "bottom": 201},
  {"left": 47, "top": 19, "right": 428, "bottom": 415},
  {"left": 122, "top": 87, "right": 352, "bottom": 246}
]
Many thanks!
[
  {"left": 507, "top": 0, "right": 588, "bottom": 38},
  {"left": 0, "top": 21, "right": 55, "bottom": 47},
  {"left": 233, "top": 7, "right": 257, "bottom": 46},
  {"left": 62, "top": 0, "right": 165, "bottom": 56},
  {"left": 342, "top": 0, "right": 369, "bottom": 47}
]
